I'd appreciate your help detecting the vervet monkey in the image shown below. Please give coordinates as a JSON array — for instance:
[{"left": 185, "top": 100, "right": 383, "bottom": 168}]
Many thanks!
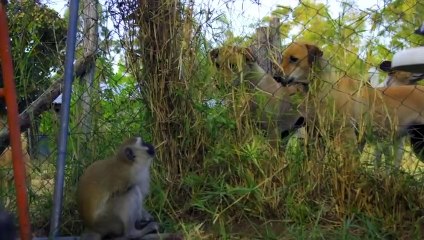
[{"left": 77, "top": 137, "right": 158, "bottom": 239}]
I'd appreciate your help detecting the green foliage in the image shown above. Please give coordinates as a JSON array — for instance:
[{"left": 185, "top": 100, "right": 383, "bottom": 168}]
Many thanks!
[
  {"left": 371, "top": 0, "right": 424, "bottom": 48},
  {"left": 69, "top": 56, "right": 149, "bottom": 164},
  {"left": 4, "top": 0, "right": 67, "bottom": 112},
  {"left": 269, "top": 0, "right": 423, "bottom": 76},
  {"left": 269, "top": 0, "right": 370, "bottom": 75}
]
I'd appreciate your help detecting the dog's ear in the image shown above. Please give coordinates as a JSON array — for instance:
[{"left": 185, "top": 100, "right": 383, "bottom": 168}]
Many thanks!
[
  {"left": 305, "top": 44, "right": 323, "bottom": 64},
  {"left": 379, "top": 60, "right": 392, "bottom": 72}
]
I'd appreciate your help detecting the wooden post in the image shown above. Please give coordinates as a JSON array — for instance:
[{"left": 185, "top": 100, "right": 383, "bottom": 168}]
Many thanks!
[{"left": 250, "top": 17, "right": 281, "bottom": 76}]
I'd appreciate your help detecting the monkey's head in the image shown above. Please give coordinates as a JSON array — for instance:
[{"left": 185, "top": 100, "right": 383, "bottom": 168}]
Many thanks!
[{"left": 117, "top": 137, "right": 155, "bottom": 165}]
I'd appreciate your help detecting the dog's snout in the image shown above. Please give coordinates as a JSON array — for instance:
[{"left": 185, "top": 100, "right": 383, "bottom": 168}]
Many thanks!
[
  {"left": 273, "top": 75, "right": 285, "bottom": 84},
  {"left": 273, "top": 75, "right": 295, "bottom": 85}
]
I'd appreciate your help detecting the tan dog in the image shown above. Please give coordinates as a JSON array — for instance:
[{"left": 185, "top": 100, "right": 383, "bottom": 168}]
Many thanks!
[
  {"left": 371, "top": 60, "right": 424, "bottom": 165},
  {"left": 279, "top": 41, "right": 424, "bottom": 167},
  {"left": 209, "top": 46, "right": 307, "bottom": 147}
]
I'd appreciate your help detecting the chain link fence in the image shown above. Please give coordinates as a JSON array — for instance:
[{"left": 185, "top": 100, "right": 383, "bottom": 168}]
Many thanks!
[{"left": 0, "top": 0, "right": 423, "bottom": 238}]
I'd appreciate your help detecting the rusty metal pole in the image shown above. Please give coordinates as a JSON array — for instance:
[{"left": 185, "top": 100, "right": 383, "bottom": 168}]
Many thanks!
[{"left": 0, "top": 2, "right": 32, "bottom": 240}]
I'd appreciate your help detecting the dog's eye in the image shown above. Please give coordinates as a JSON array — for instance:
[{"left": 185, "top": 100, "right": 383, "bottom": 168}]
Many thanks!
[{"left": 289, "top": 56, "right": 299, "bottom": 63}]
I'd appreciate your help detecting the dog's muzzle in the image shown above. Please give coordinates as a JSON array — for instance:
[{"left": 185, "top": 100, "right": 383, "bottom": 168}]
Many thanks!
[
  {"left": 273, "top": 75, "right": 294, "bottom": 86},
  {"left": 274, "top": 75, "right": 309, "bottom": 92},
  {"left": 411, "top": 73, "right": 424, "bottom": 83},
  {"left": 273, "top": 75, "right": 285, "bottom": 84}
]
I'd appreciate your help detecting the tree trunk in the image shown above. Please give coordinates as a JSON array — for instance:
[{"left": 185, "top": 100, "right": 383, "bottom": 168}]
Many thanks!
[
  {"left": 79, "top": 0, "right": 98, "bottom": 140},
  {"left": 137, "top": 0, "right": 194, "bottom": 173},
  {"left": 251, "top": 17, "right": 281, "bottom": 76}
]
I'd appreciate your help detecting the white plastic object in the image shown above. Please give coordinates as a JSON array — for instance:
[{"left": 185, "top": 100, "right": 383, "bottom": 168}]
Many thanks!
[{"left": 391, "top": 46, "right": 424, "bottom": 73}]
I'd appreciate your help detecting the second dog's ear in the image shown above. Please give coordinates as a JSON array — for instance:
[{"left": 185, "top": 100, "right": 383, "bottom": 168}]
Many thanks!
[
  {"left": 305, "top": 44, "right": 323, "bottom": 64},
  {"left": 379, "top": 60, "right": 392, "bottom": 72}
]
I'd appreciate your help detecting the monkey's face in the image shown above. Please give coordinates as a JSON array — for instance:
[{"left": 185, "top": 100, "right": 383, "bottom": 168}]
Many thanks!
[{"left": 119, "top": 137, "right": 155, "bottom": 165}]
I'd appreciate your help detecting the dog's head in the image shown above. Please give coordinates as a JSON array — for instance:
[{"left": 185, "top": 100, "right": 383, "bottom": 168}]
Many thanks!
[
  {"left": 379, "top": 60, "right": 424, "bottom": 86},
  {"left": 278, "top": 42, "right": 323, "bottom": 85},
  {"left": 209, "top": 46, "right": 255, "bottom": 80}
]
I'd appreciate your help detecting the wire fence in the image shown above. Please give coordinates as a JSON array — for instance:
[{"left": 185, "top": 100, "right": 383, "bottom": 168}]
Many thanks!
[{"left": 0, "top": 0, "right": 424, "bottom": 237}]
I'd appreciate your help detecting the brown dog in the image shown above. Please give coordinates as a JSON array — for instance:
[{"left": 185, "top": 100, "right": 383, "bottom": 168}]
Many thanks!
[
  {"left": 209, "top": 46, "right": 307, "bottom": 147},
  {"left": 371, "top": 60, "right": 424, "bottom": 165},
  {"left": 279, "top": 41, "right": 424, "bottom": 167}
]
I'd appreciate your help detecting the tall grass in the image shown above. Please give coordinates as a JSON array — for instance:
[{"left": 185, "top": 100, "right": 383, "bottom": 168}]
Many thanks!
[{"left": 122, "top": 2, "right": 424, "bottom": 237}]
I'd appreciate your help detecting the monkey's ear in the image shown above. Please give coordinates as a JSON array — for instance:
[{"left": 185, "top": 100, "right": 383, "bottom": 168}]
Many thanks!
[
  {"left": 305, "top": 44, "right": 323, "bottom": 64},
  {"left": 125, "top": 148, "right": 136, "bottom": 161},
  {"left": 379, "top": 60, "right": 392, "bottom": 72}
]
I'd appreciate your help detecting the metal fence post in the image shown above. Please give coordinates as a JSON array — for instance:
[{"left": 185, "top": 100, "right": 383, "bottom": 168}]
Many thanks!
[{"left": 49, "top": 0, "right": 80, "bottom": 238}]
